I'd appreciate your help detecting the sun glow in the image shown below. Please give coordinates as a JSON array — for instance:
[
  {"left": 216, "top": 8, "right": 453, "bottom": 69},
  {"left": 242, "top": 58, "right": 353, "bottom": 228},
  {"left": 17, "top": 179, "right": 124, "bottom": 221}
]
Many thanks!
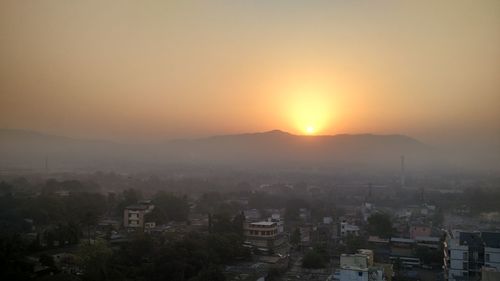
[
  {"left": 285, "top": 86, "right": 335, "bottom": 136},
  {"left": 305, "top": 126, "right": 315, "bottom": 135}
]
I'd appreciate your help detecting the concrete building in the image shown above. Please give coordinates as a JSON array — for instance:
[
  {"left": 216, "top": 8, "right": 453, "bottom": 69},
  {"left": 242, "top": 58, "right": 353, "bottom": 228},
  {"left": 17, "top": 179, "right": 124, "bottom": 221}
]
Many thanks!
[
  {"left": 340, "top": 221, "right": 360, "bottom": 237},
  {"left": 481, "top": 267, "right": 500, "bottom": 281},
  {"left": 244, "top": 209, "right": 261, "bottom": 221},
  {"left": 243, "top": 221, "right": 287, "bottom": 254},
  {"left": 123, "top": 201, "right": 154, "bottom": 229},
  {"left": 409, "top": 223, "right": 432, "bottom": 240},
  {"left": 444, "top": 230, "right": 500, "bottom": 281},
  {"left": 339, "top": 249, "right": 389, "bottom": 281},
  {"left": 483, "top": 232, "right": 500, "bottom": 272},
  {"left": 267, "top": 213, "right": 284, "bottom": 234}
]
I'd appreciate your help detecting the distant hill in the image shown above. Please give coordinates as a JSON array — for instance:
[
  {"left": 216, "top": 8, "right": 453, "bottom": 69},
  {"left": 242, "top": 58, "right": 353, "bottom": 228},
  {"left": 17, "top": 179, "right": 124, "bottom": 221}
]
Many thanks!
[
  {"left": 163, "top": 130, "right": 432, "bottom": 169},
  {"left": 0, "top": 128, "right": 436, "bottom": 172}
]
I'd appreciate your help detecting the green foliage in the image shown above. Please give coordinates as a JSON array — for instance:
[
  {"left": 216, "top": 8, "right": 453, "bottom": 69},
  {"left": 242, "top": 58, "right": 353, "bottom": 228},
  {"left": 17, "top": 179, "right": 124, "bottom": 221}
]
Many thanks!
[
  {"left": 463, "top": 188, "right": 500, "bottom": 214},
  {"left": 196, "top": 192, "right": 224, "bottom": 213},
  {"left": 343, "top": 234, "right": 367, "bottom": 254},
  {"left": 148, "top": 192, "right": 189, "bottom": 223},
  {"left": 77, "top": 240, "right": 113, "bottom": 281},
  {"left": 248, "top": 192, "right": 286, "bottom": 210},
  {"left": 414, "top": 246, "right": 443, "bottom": 265},
  {"left": 190, "top": 265, "right": 225, "bottom": 281},
  {"left": 290, "top": 228, "right": 301, "bottom": 245},
  {"left": 39, "top": 253, "right": 55, "bottom": 268},
  {"left": 285, "top": 198, "right": 308, "bottom": 221},
  {"left": 367, "top": 213, "right": 393, "bottom": 238},
  {"left": 302, "top": 250, "right": 326, "bottom": 269},
  {"left": 211, "top": 213, "right": 245, "bottom": 237}
]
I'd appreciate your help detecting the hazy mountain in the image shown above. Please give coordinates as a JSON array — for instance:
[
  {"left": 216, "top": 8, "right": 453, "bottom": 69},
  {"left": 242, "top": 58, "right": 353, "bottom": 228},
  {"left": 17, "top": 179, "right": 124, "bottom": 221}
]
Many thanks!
[
  {"left": 164, "top": 130, "right": 432, "bottom": 169},
  {"left": 0, "top": 129, "right": 438, "bottom": 172},
  {"left": 0, "top": 129, "right": 135, "bottom": 170}
]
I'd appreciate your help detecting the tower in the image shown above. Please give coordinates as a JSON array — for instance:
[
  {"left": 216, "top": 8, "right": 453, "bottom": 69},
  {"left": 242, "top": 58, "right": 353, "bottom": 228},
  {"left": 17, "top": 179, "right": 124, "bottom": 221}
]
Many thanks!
[
  {"left": 44, "top": 156, "right": 49, "bottom": 174},
  {"left": 400, "top": 155, "right": 405, "bottom": 189}
]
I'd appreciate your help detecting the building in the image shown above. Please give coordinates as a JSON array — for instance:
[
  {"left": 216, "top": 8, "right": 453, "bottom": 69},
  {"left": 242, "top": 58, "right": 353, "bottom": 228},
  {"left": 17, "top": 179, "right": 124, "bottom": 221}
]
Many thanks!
[
  {"left": 243, "top": 221, "right": 287, "bottom": 254},
  {"left": 123, "top": 201, "right": 154, "bottom": 229},
  {"left": 244, "top": 209, "right": 261, "bottom": 221},
  {"left": 415, "top": 236, "right": 441, "bottom": 249},
  {"left": 483, "top": 232, "right": 500, "bottom": 271},
  {"left": 389, "top": 238, "right": 420, "bottom": 268},
  {"left": 340, "top": 221, "right": 360, "bottom": 237},
  {"left": 481, "top": 267, "right": 500, "bottom": 281},
  {"left": 267, "top": 213, "right": 284, "bottom": 234},
  {"left": 409, "top": 224, "right": 432, "bottom": 240},
  {"left": 339, "top": 249, "right": 390, "bottom": 281},
  {"left": 444, "top": 230, "right": 500, "bottom": 281}
]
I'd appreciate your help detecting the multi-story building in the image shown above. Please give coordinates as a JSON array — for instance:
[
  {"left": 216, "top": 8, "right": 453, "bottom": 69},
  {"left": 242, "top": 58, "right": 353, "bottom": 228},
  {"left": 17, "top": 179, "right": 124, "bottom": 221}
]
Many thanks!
[
  {"left": 483, "top": 232, "right": 500, "bottom": 271},
  {"left": 409, "top": 223, "right": 432, "bottom": 240},
  {"left": 340, "top": 220, "right": 360, "bottom": 237},
  {"left": 444, "top": 230, "right": 500, "bottom": 281},
  {"left": 123, "top": 201, "right": 154, "bottom": 229},
  {"left": 267, "top": 213, "right": 284, "bottom": 234},
  {"left": 339, "top": 249, "right": 390, "bottom": 281},
  {"left": 243, "top": 221, "right": 287, "bottom": 254}
]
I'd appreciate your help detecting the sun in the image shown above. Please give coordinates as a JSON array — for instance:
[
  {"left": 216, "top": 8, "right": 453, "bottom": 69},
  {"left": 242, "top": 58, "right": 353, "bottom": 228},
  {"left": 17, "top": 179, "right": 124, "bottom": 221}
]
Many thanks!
[
  {"left": 279, "top": 80, "right": 337, "bottom": 136},
  {"left": 305, "top": 126, "right": 315, "bottom": 135}
]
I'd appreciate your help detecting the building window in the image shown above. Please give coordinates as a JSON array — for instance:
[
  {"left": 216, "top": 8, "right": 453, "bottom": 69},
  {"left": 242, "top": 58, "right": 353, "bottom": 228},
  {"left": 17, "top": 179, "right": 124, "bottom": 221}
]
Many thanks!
[
  {"left": 486, "top": 254, "right": 490, "bottom": 262},
  {"left": 463, "top": 262, "right": 468, "bottom": 270},
  {"left": 463, "top": 252, "right": 468, "bottom": 260},
  {"left": 358, "top": 272, "right": 363, "bottom": 277}
]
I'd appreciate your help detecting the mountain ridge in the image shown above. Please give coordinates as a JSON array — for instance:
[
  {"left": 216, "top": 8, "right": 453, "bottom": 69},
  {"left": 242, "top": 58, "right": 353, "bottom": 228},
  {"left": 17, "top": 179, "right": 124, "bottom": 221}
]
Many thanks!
[{"left": 0, "top": 128, "right": 434, "bottom": 171}]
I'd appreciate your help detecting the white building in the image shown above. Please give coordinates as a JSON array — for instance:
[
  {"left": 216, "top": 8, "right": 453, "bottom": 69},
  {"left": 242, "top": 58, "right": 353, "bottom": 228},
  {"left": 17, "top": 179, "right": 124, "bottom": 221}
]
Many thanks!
[
  {"left": 483, "top": 232, "right": 500, "bottom": 271},
  {"left": 123, "top": 201, "right": 154, "bottom": 229},
  {"left": 339, "top": 250, "right": 387, "bottom": 281},
  {"left": 444, "top": 230, "right": 500, "bottom": 281},
  {"left": 340, "top": 221, "right": 360, "bottom": 237}
]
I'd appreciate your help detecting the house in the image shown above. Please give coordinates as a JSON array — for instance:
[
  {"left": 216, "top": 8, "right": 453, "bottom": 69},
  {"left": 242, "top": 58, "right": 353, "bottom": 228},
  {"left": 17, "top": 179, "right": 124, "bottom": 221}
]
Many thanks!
[
  {"left": 339, "top": 249, "right": 390, "bottom": 281},
  {"left": 243, "top": 221, "right": 288, "bottom": 254},
  {"left": 123, "top": 201, "right": 154, "bottom": 229},
  {"left": 409, "top": 224, "right": 432, "bottom": 240},
  {"left": 267, "top": 213, "right": 284, "bottom": 234},
  {"left": 340, "top": 221, "right": 360, "bottom": 237}
]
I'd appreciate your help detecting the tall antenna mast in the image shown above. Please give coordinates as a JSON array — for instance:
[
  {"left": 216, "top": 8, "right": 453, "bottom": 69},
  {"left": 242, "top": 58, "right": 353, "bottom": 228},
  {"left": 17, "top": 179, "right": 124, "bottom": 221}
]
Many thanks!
[
  {"left": 400, "top": 155, "right": 405, "bottom": 188},
  {"left": 45, "top": 156, "right": 49, "bottom": 174}
]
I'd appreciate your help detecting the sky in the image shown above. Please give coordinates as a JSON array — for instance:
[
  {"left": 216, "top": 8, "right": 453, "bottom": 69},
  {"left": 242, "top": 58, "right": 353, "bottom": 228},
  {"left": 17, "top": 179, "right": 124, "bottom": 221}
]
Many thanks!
[{"left": 0, "top": 0, "right": 499, "bottom": 146}]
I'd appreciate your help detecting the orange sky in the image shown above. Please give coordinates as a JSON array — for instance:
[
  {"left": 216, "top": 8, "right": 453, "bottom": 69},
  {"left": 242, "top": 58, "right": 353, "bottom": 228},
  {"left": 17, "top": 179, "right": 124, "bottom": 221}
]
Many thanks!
[{"left": 0, "top": 1, "right": 499, "bottom": 144}]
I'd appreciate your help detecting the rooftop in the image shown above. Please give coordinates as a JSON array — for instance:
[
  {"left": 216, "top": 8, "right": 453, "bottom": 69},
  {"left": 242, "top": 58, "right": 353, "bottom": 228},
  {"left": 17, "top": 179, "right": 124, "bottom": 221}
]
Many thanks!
[
  {"left": 125, "top": 204, "right": 150, "bottom": 210},
  {"left": 391, "top": 237, "right": 416, "bottom": 244},
  {"left": 482, "top": 232, "right": 500, "bottom": 248},
  {"left": 249, "top": 221, "right": 276, "bottom": 226}
]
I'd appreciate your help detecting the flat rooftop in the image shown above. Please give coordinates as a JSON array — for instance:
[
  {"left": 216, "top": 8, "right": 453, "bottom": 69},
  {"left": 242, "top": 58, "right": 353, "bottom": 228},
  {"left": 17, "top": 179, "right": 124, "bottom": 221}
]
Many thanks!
[{"left": 249, "top": 221, "right": 276, "bottom": 226}]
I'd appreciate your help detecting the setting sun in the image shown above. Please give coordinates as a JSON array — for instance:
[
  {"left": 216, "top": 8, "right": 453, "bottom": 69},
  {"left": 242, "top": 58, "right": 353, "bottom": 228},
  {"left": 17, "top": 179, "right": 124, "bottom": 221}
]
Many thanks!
[
  {"left": 282, "top": 83, "right": 336, "bottom": 136},
  {"left": 305, "top": 126, "right": 315, "bottom": 135}
]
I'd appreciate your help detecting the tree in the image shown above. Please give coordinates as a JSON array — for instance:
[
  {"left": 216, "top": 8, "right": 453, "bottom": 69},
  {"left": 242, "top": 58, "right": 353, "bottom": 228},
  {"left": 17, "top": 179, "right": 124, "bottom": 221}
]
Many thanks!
[
  {"left": 150, "top": 192, "right": 189, "bottom": 223},
  {"left": 290, "top": 228, "right": 301, "bottom": 245},
  {"left": 285, "top": 198, "right": 308, "bottom": 221},
  {"left": 344, "top": 234, "right": 366, "bottom": 254},
  {"left": 415, "top": 246, "right": 442, "bottom": 265},
  {"left": 39, "top": 254, "right": 55, "bottom": 268},
  {"left": 302, "top": 250, "right": 326, "bottom": 269},
  {"left": 77, "top": 240, "right": 113, "bottom": 281},
  {"left": 191, "top": 265, "right": 225, "bottom": 281},
  {"left": 367, "top": 213, "right": 393, "bottom": 238}
]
